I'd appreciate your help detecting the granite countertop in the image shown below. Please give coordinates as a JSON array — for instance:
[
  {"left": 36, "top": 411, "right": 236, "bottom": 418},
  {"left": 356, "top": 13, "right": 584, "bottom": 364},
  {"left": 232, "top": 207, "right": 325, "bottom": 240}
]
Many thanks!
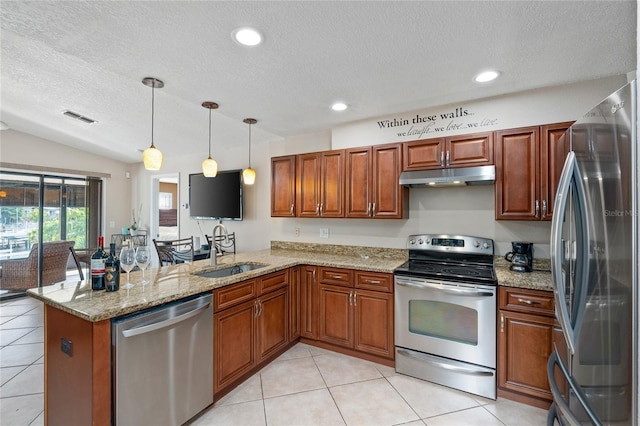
[
  {"left": 27, "top": 243, "right": 407, "bottom": 322},
  {"left": 494, "top": 256, "right": 553, "bottom": 292}
]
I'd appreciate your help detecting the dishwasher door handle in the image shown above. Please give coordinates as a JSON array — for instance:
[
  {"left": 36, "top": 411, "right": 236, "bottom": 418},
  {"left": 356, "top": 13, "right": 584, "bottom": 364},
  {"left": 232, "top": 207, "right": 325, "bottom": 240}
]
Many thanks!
[{"left": 121, "top": 302, "right": 211, "bottom": 338}]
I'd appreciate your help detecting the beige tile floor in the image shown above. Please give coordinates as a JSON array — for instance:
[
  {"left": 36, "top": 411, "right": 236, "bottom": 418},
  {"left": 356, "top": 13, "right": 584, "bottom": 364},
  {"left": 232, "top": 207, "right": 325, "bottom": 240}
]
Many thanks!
[{"left": 1, "top": 297, "right": 548, "bottom": 426}]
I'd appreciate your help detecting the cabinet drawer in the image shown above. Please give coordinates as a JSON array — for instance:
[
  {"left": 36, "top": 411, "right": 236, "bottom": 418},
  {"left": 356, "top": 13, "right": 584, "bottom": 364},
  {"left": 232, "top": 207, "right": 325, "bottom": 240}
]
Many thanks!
[
  {"left": 499, "top": 287, "right": 555, "bottom": 317},
  {"left": 354, "top": 271, "right": 393, "bottom": 293},
  {"left": 214, "top": 280, "right": 257, "bottom": 311},
  {"left": 258, "top": 269, "right": 289, "bottom": 295},
  {"left": 319, "top": 267, "right": 353, "bottom": 288}
]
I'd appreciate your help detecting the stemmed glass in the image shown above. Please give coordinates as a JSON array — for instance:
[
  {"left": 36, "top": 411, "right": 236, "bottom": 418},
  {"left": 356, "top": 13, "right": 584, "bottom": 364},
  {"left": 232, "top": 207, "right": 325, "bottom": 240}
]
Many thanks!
[
  {"left": 119, "top": 246, "right": 136, "bottom": 289},
  {"left": 135, "top": 246, "right": 150, "bottom": 285}
]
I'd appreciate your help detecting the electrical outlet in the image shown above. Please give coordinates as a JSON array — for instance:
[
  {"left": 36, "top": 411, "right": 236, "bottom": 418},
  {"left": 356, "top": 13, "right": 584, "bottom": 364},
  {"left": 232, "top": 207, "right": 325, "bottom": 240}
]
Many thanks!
[
  {"left": 61, "top": 337, "right": 73, "bottom": 357},
  {"left": 294, "top": 227, "right": 300, "bottom": 237},
  {"left": 319, "top": 228, "right": 329, "bottom": 238}
]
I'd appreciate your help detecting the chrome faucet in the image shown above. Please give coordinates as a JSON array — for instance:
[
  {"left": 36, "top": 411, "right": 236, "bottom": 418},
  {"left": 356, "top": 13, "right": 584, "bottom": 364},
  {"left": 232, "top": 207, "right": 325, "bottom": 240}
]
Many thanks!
[{"left": 210, "top": 223, "right": 229, "bottom": 266}]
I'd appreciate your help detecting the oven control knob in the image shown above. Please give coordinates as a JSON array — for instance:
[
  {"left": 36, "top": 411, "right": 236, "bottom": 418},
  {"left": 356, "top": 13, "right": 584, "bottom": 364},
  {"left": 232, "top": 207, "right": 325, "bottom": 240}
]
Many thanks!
[
  {"left": 417, "top": 239, "right": 424, "bottom": 245},
  {"left": 483, "top": 242, "right": 490, "bottom": 249},
  {"left": 409, "top": 239, "right": 415, "bottom": 245},
  {"left": 473, "top": 240, "right": 480, "bottom": 248}
]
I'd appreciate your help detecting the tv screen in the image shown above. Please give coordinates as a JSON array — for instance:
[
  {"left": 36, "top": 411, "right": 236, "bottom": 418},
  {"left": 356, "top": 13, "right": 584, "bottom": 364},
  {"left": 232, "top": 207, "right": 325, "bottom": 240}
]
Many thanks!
[{"left": 189, "top": 170, "right": 243, "bottom": 220}]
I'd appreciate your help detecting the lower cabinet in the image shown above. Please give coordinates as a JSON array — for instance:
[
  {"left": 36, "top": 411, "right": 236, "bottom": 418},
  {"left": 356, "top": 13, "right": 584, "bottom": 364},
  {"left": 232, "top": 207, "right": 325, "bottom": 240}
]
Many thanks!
[
  {"left": 213, "top": 271, "right": 289, "bottom": 395},
  {"left": 316, "top": 267, "right": 394, "bottom": 360},
  {"left": 498, "top": 286, "right": 558, "bottom": 408}
]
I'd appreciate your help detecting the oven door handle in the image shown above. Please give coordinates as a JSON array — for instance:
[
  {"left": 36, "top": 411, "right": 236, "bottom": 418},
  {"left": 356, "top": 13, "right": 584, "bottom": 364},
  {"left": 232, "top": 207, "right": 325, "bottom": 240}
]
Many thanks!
[
  {"left": 397, "top": 349, "right": 494, "bottom": 377},
  {"left": 396, "top": 279, "right": 493, "bottom": 297}
]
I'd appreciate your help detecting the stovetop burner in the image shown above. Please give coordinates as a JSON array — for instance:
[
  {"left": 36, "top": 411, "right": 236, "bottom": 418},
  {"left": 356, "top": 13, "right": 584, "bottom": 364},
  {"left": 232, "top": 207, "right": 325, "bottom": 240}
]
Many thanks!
[{"left": 394, "top": 234, "right": 497, "bottom": 285}]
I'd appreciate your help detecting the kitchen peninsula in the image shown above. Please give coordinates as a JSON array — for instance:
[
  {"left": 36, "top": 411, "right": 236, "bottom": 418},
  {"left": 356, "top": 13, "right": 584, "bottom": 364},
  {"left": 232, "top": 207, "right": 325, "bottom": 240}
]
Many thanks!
[{"left": 27, "top": 242, "right": 406, "bottom": 425}]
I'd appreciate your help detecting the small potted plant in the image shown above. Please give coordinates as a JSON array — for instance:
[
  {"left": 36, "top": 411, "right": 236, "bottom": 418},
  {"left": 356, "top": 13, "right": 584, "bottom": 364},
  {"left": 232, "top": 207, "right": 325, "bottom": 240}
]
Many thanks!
[{"left": 130, "top": 204, "right": 142, "bottom": 236}]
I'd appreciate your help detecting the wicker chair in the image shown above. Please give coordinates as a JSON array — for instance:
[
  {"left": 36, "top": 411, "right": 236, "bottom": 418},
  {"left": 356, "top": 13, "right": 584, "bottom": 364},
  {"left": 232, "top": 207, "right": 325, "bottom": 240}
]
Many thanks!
[
  {"left": 0, "top": 240, "right": 75, "bottom": 291},
  {"left": 152, "top": 237, "right": 194, "bottom": 265}
]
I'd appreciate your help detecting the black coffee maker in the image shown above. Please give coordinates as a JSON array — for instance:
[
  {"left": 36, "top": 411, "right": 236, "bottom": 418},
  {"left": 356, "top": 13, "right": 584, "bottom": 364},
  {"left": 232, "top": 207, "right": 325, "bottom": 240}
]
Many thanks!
[{"left": 504, "top": 242, "right": 533, "bottom": 272}]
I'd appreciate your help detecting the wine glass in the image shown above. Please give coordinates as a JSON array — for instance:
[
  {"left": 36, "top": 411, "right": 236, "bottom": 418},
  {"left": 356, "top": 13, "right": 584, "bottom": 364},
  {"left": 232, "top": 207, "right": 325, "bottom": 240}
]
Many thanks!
[
  {"left": 135, "top": 246, "right": 150, "bottom": 285},
  {"left": 119, "top": 246, "right": 136, "bottom": 289}
]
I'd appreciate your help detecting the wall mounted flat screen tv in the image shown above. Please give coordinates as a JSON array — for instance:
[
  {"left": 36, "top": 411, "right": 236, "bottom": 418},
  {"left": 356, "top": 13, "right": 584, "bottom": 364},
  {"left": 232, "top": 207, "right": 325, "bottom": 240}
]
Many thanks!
[{"left": 189, "top": 170, "right": 243, "bottom": 220}]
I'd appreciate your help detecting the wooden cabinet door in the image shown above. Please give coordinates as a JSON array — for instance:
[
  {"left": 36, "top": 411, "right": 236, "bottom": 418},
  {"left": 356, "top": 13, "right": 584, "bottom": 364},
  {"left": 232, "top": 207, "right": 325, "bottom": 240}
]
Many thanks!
[
  {"left": 271, "top": 155, "right": 296, "bottom": 217},
  {"left": 300, "top": 266, "right": 318, "bottom": 339},
  {"left": 318, "top": 284, "right": 353, "bottom": 348},
  {"left": 297, "top": 152, "right": 322, "bottom": 217},
  {"left": 372, "top": 143, "right": 406, "bottom": 218},
  {"left": 402, "top": 138, "right": 444, "bottom": 170},
  {"left": 345, "top": 147, "right": 372, "bottom": 218},
  {"left": 498, "top": 310, "right": 555, "bottom": 401},
  {"left": 214, "top": 299, "right": 256, "bottom": 393},
  {"left": 353, "top": 289, "right": 394, "bottom": 359},
  {"left": 495, "top": 126, "right": 540, "bottom": 220},
  {"left": 446, "top": 132, "right": 494, "bottom": 168},
  {"left": 320, "top": 150, "right": 345, "bottom": 217},
  {"left": 256, "top": 287, "right": 289, "bottom": 363},
  {"left": 541, "top": 122, "right": 572, "bottom": 221},
  {"left": 289, "top": 266, "right": 301, "bottom": 341}
]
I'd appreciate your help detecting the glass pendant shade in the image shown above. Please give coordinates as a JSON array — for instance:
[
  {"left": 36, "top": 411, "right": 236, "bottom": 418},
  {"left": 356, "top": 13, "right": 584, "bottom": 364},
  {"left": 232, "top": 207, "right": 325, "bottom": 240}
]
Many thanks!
[
  {"left": 141, "top": 77, "right": 164, "bottom": 171},
  {"left": 243, "top": 118, "right": 257, "bottom": 185},
  {"left": 202, "top": 156, "right": 218, "bottom": 177},
  {"left": 143, "top": 144, "right": 163, "bottom": 170},
  {"left": 243, "top": 167, "right": 256, "bottom": 185}
]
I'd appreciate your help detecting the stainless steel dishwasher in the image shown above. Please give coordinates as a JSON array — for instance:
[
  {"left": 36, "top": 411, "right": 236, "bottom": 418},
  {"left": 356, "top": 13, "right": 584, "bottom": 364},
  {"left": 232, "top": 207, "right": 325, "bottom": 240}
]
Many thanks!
[{"left": 113, "top": 293, "right": 213, "bottom": 425}]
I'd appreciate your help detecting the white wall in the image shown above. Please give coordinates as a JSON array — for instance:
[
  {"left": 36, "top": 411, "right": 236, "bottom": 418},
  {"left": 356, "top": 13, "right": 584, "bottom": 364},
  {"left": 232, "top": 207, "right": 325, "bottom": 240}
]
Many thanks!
[{"left": 0, "top": 129, "right": 131, "bottom": 242}]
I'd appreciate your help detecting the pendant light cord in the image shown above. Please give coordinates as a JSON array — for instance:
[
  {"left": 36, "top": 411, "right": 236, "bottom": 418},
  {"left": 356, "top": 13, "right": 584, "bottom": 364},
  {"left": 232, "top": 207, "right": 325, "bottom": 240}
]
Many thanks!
[
  {"left": 248, "top": 122, "right": 252, "bottom": 167},
  {"left": 151, "top": 81, "right": 155, "bottom": 147},
  {"left": 208, "top": 107, "right": 212, "bottom": 158}
]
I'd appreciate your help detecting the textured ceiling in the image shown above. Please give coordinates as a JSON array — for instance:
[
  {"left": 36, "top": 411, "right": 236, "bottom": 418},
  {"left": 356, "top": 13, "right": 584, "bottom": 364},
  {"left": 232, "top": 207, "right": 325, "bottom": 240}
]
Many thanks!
[{"left": 0, "top": 1, "right": 636, "bottom": 164}]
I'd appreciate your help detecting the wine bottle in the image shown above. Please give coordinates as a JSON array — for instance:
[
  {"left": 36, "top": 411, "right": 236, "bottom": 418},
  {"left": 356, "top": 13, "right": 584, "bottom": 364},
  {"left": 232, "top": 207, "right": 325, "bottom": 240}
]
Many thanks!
[
  {"left": 105, "top": 243, "right": 120, "bottom": 292},
  {"left": 91, "top": 236, "right": 107, "bottom": 290}
]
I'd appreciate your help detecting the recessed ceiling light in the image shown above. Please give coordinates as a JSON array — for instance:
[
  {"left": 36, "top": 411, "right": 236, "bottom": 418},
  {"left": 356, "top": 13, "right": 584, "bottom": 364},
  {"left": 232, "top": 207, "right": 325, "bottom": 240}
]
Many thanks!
[
  {"left": 232, "top": 27, "right": 263, "bottom": 46},
  {"left": 331, "top": 102, "right": 348, "bottom": 111},
  {"left": 474, "top": 70, "right": 500, "bottom": 83}
]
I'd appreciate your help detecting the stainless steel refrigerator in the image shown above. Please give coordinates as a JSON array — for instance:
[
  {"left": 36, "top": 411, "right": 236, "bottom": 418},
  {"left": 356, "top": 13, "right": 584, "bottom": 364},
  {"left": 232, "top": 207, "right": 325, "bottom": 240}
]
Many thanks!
[{"left": 548, "top": 80, "right": 637, "bottom": 425}]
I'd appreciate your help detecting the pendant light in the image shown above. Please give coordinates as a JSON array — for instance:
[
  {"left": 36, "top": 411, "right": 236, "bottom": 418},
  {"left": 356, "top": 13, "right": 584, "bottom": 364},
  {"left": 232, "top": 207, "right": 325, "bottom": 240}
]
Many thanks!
[
  {"left": 142, "top": 77, "right": 164, "bottom": 170},
  {"left": 201, "top": 101, "right": 219, "bottom": 177},
  {"left": 242, "top": 118, "right": 257, "bottom": 185}
]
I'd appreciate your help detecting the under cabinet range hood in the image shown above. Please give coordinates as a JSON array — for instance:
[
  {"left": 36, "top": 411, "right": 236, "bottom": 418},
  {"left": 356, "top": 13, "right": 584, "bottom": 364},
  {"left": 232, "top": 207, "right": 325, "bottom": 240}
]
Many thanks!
[{"left": 399, "top": 165, "right": 495, "bottom": 187}]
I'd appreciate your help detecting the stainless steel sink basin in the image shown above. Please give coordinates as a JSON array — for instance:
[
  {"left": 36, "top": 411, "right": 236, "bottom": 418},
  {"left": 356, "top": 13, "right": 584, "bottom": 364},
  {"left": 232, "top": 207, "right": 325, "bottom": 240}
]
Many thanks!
[{"left": 195, "top": 263, "right": 267, "bottom": 279}]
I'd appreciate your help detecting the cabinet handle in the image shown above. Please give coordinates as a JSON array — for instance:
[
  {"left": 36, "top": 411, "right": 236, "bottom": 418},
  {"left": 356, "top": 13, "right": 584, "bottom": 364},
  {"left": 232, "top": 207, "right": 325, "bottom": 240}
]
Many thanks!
[
  {"left": 313, "top": 269, "right": 316, "bottom": 281},
  {"left": 440, "top": 151, "right": 445, "bottom": 167},
  {"left": 290, "top": 204, "right": 295, "bottom": 216},
  {"left": 542, "top": 200, "right": 547, "bottom": 217},
  {"left": 367, "top": 202, "right": 372, "bottom": 216},
  {"left": 315, "top": 203, "right": 320, "bottom": 215},
  {"left": 365, "top": 279, "right": 381, "bottom": 284},
  {"left": 500, "top": 313, "right": 504, "bottom": 333},
  {"left": 446, "top": 151, "right": 450, "bottom": 166},
  {"left": 331, "top": 274, "right": 343, "bottom": 280},
  {"left": 259, "top": 300, "right": 263, "bottom": 316},
  {"left": 255, "top": 300, "right": 260, "bottom": 317},
  {"left": 320, "top": 203, "right": 323, "bottom": 216},
  {"left": 353, "top": 291, "right": 357, "bottom": 306},
  {"left": 535, "top": 200, "right": 540, "bottom": 217},
  {"left": 371, "top": 203, "right": 376, "bottom": 216},
  {"left": 517, "top": 298, "right": 541, "bottom": 305}
]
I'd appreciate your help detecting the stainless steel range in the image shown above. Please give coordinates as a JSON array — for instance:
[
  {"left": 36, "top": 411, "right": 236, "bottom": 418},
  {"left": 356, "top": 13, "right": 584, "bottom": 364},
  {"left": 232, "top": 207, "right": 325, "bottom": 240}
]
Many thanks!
[{"left": 394, "top": 234, "right": 497, "bottom": 399}]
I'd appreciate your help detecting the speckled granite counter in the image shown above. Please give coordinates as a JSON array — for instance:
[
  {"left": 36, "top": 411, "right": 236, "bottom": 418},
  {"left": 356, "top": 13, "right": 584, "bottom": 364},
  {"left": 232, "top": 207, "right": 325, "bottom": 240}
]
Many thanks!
[
  {"left": 495, "top": 256, "right": 553, "bottom": 292},
  {"left": 27, "top": 243, "right": 407, "bottom": 322}
]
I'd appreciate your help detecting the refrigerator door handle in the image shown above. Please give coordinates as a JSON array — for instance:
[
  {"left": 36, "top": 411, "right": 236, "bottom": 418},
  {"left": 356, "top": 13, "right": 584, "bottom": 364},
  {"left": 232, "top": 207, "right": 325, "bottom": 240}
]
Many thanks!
[
  {"left": 551, "top": 152, "right": 578, "bottom": 354},
  {"left": 547, "top": 351, "right": 602, "bottom": 426}
]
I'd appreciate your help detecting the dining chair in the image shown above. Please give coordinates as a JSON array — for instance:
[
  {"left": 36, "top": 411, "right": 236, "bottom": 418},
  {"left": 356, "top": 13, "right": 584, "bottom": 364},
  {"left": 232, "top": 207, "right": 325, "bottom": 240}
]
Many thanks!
[
  {"left": 152, "top": 237, "right": 195, "bottom": 265},
  {"left": 205, "top": 232, "right": 236, "bottom": 257}
]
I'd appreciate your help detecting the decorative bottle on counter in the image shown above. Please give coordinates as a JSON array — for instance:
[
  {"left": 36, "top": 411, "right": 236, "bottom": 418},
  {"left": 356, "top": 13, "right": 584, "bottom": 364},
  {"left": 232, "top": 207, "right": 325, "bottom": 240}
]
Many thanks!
[
  {"left": 91, "top": 236, "right": 108, "bottom": 290},
  {"left": 105, "top": 242, "right": 120, "bottom": 292}
]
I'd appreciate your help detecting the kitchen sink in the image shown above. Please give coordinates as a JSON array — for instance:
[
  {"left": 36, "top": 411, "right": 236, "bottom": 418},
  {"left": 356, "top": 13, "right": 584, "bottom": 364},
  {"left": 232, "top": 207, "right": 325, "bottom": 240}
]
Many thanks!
[{"left": 195, "top": 263, "right": 268, "bottom": 279}]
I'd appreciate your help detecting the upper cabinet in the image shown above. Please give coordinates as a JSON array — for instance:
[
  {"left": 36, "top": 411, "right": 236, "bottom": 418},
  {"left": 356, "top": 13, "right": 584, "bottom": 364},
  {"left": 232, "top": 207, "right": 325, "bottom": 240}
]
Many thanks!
[
  {"left": 402, "top": 132, "right": 494, "bottom": 171},
  {"left": 346, "top": 143, "right": 408, "bottom": 219},
  {"left": 271, "top": 155, "right": 297, "bottom": 217},
  {"left": 495, "top": 122, "right": 572, "bottom": 220},
  {"left": 296, "top": 150, "right": 345, "bottom": 218}
]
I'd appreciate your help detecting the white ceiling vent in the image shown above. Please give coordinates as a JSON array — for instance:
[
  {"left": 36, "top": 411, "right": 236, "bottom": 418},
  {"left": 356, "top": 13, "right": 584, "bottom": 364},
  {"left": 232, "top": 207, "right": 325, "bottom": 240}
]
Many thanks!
[{"left": 63, "top": 110, "right": 97, "bottom": 124}]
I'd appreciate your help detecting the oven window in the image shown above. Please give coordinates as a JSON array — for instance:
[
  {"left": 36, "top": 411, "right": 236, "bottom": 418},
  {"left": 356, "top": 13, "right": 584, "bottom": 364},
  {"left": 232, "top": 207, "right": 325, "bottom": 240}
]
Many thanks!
[{"left": 408, "top": 300, "right": 478, "bottom": 345}]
